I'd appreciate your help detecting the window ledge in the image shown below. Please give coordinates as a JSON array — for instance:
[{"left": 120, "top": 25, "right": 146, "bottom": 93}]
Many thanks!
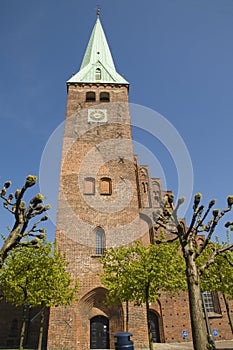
[{"left": 206, "top": 313, "right": 222, "bottom": 319}]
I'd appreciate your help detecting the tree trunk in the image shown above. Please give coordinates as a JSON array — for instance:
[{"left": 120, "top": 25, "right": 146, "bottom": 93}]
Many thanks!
[
  {"left": 223, "top": 294, "right": 233, "bottom": 334},
  {"left": 126, "top": 300, "right": 129, "bottom": 332},
  {"left": 146, "top": 299, "right": 153, "bottom": 350},
  {"left": 19, "top": 304, "right": 27, "bottom": 350},
  {"left": 38, "top": 305, "right": 45, "bottom": 350},
  {"left": 185, "top": 254, "right": 209, "bottom": 350},
  {"left": 145, "top": 284, "right": 153, "bottom": 350}
]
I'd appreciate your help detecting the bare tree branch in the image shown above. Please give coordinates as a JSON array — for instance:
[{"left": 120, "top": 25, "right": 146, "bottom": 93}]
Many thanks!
[
  {"left": 0, "top": 176, "right": 50, "bottom": 268},
  {"left": 199, "top": 243, "right": 233, "bottom": 274}
]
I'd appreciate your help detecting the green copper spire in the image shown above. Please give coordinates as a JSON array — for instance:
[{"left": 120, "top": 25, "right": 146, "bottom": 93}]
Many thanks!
[{"left": 67, "top": 17, "right": 128, "bottom": 85}]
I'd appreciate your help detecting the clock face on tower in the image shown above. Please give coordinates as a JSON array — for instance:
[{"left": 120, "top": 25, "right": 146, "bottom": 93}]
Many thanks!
[{"left": 88, "top": 109, "right": 107, "bottom": 123}]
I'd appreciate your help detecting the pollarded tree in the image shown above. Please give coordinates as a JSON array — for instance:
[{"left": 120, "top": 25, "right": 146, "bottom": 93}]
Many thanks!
[
  {"left": 0, "top": 240, "right": 78, "bottom": 350},
  {"left": 153, "top": 193, "right": 233, "bottom": 350},
  {"left": 0, "top": 175, "right": 50, "bottom": 268},
  {"left": 100, "top": 240, "right": 186, "bottom": 350}
]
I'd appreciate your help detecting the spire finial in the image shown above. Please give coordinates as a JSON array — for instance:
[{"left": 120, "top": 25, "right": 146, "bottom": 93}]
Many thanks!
[{"left": 96, "top": 5, "right": 100, "bottom": 17}]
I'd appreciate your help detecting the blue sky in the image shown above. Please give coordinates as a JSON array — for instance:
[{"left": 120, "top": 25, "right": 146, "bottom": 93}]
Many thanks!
[{"left": 1, "top": 0, "right": 233, "bottom": 242}]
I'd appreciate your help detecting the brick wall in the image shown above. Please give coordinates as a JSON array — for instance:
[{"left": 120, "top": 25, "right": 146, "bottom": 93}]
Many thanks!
[{"left": 0, "top": 301, "right": 49, "bottom": 349}]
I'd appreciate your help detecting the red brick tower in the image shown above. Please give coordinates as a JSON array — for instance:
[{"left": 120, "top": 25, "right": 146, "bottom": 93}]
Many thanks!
[{"left": 47, "top": 14, "right": 149, "bottom": 350}]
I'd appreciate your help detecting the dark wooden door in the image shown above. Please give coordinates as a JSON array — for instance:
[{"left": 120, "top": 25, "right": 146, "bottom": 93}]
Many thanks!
[
  {"left": 90, "top": 316, "right": 109, "bottom": 349},
  {"left": 149, "top": 311, "right": 161, "bottom": 343}
]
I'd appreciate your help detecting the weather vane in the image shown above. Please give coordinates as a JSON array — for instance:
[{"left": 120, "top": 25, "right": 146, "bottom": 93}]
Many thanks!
[{"left": 96, "top": 5, "right": 100, "bottom": 17}]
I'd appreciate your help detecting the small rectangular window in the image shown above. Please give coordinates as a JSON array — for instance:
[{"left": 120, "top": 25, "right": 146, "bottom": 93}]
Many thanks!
[
  {"left": 84, "top": 177, "right": 95, "bottom": 195},
  {"left": 86, "top": 92, "right": 96, "bottom": 102},
  {"left": 100, "top": 92, "right": 110, "bottom": 102},
  {"left": 100, "top": 178, "right": 112, "bottom": 195},
  {"left": 202, "top": 291, "right": 221, "bottom": 314}
]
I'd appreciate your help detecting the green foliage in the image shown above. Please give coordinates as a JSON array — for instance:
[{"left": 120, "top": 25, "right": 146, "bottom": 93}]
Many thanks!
[
  {"left": 100, "top": 245, "right": 134, "bottom": 305},
  {"left": 198, "top": 247, "right": 233, "bottom": 299},
  {"left": 0, "top": 240, "right": 78, "bottom": 308},
  {"left": 25, "top": 175, "right": 37, "bottom": 188},
  {"left": 100, "top": 241, "right": 186, "bottom": 306}
]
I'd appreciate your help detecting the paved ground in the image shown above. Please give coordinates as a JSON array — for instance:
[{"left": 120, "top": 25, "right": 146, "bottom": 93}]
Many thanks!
[
  {"left": 152, "top": 339, "right": 233, "bottom": 349},
  {"left": 1, "top": 340, "right": 233, "bottom": 350}
]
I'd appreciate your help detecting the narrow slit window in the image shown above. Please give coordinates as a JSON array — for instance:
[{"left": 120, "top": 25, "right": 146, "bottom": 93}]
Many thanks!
[
  {"left": 100, "top": 177, "right": 112, "bottom": 195},
  {"left": 142, "top": 182, "right": 148, "bottom": 193},
  {"left": 100, "top": 92, "right": 110, "bottom": 102}
]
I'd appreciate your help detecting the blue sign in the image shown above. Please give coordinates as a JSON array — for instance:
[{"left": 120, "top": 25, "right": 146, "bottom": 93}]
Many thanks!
[
  {"left": 213, "top": 328, "right": 218, "bottom": 337},
  {"left": 182, "top": 330, "right": 188, "bottom": 339}
]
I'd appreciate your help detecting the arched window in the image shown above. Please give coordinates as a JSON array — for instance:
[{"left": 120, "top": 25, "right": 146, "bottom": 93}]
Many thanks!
[
  {"left": 84, "top": 177, "right": 95, "bottom": 195},
  {"left": 95, "top": 68, "right": 101, "bottom": 81},
  {"left": 95, "top": 227, "right": 105, "bottom": 255},
  {"left": 100, "top": 92, "right": 110, "bottom": 102},
  {"left": 86, "top": 91, "right": 96, "bottom": 102},
  {"left": 100, "top": 177, "right": 112, "bottom": 195}
]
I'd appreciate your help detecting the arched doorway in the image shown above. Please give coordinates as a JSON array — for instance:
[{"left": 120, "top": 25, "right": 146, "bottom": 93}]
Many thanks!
[
  {"left": 90, "top": 315, "right": 109, "bottom": 349},
  {"left": 149, "top": 311, "right": 161, "bottom": 343}
]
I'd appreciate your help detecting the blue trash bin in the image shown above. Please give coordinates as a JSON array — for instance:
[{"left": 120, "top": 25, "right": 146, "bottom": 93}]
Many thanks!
[{"left": 115, "top": 332, "right": 134, "bottom": 350}]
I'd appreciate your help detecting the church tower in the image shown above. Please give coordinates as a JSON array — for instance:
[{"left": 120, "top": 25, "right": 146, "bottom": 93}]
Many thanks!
[{"left": 47, "top": 13, "right": 150, "bottom": 350}]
